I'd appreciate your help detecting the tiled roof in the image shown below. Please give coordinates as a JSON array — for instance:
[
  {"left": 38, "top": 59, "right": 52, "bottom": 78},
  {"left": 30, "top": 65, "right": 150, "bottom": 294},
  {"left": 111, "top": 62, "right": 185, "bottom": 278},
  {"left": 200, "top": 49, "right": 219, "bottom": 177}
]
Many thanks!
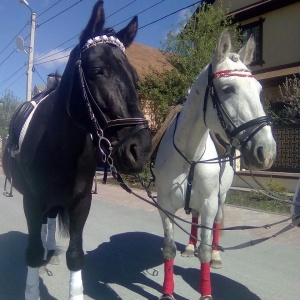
[{"left": 126, "top": 42, "right": 172, "bottom": 78}]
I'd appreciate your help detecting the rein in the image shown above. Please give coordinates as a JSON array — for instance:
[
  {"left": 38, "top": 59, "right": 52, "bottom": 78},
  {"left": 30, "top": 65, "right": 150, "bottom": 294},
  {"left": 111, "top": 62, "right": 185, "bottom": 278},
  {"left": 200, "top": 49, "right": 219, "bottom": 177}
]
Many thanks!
[
  {"left": 112, "top": 171, "right": 300, "bottom": 251},
  {"left": 75, "top": 35, "right": 149, "bottom": 166}
]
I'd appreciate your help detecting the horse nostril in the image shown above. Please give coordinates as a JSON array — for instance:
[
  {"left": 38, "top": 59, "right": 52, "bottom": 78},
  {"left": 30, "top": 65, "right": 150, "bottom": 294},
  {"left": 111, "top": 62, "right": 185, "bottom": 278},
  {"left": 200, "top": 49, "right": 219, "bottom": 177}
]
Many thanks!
[
  {"left": 129, "top": 144, "right": 138, "bottom": 162},
  {"left": 257, "top": 146, "right": 265, "bottom": 163}
]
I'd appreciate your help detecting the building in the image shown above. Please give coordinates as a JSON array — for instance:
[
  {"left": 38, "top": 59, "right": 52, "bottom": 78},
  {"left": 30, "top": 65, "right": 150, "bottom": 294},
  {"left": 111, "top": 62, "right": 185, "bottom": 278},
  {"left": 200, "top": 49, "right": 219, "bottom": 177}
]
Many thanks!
[
  {"left": 205, "top": 0, "right": 300, "bottom": 103},
  {"left": 32, "top": 73, "right": 62, "bottom": 97}
]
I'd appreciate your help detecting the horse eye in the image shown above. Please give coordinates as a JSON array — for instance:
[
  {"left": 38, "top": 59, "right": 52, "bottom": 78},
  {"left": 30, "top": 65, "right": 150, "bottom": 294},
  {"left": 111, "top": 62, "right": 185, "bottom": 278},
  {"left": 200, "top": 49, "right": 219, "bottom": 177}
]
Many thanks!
[
  {"left": 93, "top": 68, "right": 104, "bottom": 76},
  {"left": 222, "top": 85, "right": 235, "bottom": 94}
]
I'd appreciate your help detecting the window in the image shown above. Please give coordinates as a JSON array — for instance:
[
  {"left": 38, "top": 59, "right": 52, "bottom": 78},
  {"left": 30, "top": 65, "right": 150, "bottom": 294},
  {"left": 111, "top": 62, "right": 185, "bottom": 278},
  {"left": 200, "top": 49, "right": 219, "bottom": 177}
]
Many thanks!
[{"left": 241, "top": 18, "right": 265, "bottom": 66}]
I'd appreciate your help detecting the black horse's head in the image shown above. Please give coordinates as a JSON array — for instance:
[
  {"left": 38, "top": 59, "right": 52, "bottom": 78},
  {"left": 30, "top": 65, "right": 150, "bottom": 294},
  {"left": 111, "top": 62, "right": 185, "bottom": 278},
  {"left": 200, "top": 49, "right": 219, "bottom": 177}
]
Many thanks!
[{"left": 65, "top": 1, "right": 151, "bottom": 174}]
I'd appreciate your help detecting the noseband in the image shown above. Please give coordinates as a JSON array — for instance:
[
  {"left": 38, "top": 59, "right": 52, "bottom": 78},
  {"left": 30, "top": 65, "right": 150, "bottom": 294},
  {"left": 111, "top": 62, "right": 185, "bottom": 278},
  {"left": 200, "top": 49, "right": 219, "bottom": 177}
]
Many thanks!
[
  {"left": 75, "top": 35, "right": 148, "bottom": 166},
  {"left": 203, "top": 64, "right": 271, "bottom": 150}
]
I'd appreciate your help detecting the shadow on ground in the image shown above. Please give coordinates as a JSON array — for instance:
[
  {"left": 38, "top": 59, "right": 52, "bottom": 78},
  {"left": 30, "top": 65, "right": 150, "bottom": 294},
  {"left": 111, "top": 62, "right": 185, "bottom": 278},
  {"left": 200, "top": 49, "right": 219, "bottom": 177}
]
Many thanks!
[
  {"left": 0, "top": 231, "right": 57, "bottom": 300},
  {"left": 83, "top": 231, "right": 260, "bottom": 300}
]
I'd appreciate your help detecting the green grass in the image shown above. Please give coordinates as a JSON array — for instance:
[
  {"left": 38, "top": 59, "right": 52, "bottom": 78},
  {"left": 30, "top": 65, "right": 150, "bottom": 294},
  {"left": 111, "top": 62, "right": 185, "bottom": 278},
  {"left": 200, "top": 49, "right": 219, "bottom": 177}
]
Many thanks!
[
  {"left": 99, "top": 174, "right": 292, "bottom": 215},
  {"left": 226, "top": 189, "right": 291, "bottom": 214}
]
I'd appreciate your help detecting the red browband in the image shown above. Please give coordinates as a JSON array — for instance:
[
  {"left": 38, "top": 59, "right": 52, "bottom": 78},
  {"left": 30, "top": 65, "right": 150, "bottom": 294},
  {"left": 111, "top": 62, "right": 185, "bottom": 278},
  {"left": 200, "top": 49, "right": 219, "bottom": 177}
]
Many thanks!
[{"left": 213, "top": 69, "right": 254, "bottom": 78}]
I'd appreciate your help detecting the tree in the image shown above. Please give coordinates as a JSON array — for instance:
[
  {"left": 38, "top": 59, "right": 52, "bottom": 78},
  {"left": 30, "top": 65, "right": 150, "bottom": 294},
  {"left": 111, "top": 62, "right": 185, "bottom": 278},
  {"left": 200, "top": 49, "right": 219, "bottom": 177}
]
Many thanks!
[
  {"left": 0, "top": 90, "right": 20, "bottom": 138},
  {"left": 139, "top": 2, "right": 241, "bottom": 131},
  {"left": 266, "top": 75, "right": 300, "bottom": 125}
]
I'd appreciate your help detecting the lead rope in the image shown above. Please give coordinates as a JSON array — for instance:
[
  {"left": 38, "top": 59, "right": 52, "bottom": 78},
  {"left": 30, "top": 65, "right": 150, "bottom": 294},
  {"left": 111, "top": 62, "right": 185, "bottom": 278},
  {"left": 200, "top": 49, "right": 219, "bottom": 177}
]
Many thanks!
[{"left": 110, "top": 169, "right": 300, "bottom": 251}]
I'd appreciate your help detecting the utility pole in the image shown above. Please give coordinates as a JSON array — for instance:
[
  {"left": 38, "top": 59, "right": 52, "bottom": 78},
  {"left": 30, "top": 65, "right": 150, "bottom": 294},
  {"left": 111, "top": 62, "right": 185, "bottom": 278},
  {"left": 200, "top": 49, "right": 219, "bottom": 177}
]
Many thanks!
[{"left": 18, "top": 0, "right": 36, "bottom": 101}]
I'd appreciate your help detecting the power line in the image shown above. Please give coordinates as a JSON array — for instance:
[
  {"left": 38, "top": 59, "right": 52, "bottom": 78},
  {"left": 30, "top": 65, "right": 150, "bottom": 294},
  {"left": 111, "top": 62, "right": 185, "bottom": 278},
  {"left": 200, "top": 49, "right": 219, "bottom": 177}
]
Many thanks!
[
  {"left": 0, "top": 23, "right": 28, "bottom": 56},
  {"left": 38, "top": 0, "right": 83, "bottom": 28},
  {"left": 34, "top": 44, "right": 75, "bottom": 64},
  {"left": 34, "top": 54, "right": 70, "bottom": 66},
  {"left": 113, "top": 0, "right": 167, "bottom": 27},
  {"left": 39, "top": 0, "right": 64, "bottom": 18},
  {"left": 0, "top": 64, "right": 26, "bottom": 89},
  {"left": 33, "top": 67, "right": 46, "bottom": 84},
  {"left": 33, "top": 36, "right": 78, "bottom": 63},
  {"left": 1, "top": 71, "right": 27, "bottom": 94},
  {"left": 139, "top": 0, "right": 201, "bottom": 30},
  {"left": 106, "top": 0, "right": 137, "bottom": 19},
  {"left": 0, "top": 49, "right": 16, "bottom": 68}
]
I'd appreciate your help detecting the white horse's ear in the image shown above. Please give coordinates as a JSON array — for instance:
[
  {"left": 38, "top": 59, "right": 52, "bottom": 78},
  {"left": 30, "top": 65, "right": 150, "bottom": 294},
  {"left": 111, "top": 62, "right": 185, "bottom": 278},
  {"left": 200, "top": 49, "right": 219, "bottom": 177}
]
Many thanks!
[
  {"left": 238, "top": 34, "right": 255, "bottom": 66},
  {"left": 213, "top": 30, "right": 232, "bottom": 64}
]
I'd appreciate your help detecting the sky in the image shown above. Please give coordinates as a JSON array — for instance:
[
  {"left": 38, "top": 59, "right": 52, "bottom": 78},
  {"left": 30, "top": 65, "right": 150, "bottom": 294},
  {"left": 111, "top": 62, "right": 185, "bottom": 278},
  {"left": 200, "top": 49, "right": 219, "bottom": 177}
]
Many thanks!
[{"left": 0, "top": 0, "right": 201, "bottom": 101}]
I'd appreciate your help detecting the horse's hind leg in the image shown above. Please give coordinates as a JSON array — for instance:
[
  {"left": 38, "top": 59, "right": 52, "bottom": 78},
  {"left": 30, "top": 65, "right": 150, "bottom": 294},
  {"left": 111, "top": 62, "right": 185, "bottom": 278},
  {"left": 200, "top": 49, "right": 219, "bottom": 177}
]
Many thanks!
[
  {"left": 181, "top": 209, "right": 199, "bottom": 257},
  {"left": 23, "top": 195, "right": 44, "bottom": 300},
  {"left": 66, "top": 193, "right": 92, "bottom": 300},
  {"left": 158, "top": 207, "right": 177, "bottom": 300},
  {"left": 211, "top": 194, "right": 226, "bottom": 269},
  {"left": 46, "top": 207, "right": 59, "bottom": 265},
  {"left": 40, "top": 208, "right": 59, "bottom": 275}
]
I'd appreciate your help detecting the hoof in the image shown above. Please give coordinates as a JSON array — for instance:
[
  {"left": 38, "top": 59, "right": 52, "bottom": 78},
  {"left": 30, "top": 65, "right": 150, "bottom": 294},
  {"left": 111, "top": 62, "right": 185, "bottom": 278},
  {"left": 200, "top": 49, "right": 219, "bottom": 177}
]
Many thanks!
[
  {"left": 200, "top": 295, "right": 212, "bottom": 300},
  {"left": 39, "top": 264, "right": 46, "bottom": 276},
  {"left": 181, "top": 244, "right": 196, "bottom": 257},
  {"left": 159, "top": 295, "right": 176, "bottom": 300},
  {"left": 47, "top": 250, "right": 59, "bottom": 265},
  {"left": 210, "top": 250, "right": 222, "bottom": 269}
]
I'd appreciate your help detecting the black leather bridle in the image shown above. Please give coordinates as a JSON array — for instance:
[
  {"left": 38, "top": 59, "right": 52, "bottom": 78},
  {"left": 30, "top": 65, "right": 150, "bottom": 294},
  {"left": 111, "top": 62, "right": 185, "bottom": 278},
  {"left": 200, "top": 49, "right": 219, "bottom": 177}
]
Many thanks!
[
  {"left": 203, "top": 63, "right": 271, "bottom": 151},
  {"left": 75, "top": 35, "right": 149, "bottom": 166}
]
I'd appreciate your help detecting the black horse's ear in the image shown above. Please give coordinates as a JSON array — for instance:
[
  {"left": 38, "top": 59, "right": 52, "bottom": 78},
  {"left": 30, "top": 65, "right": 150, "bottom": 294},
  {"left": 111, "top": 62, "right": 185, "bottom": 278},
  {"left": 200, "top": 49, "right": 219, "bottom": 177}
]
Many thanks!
[
  {"left": 116, "top": 16, "right": 138, "bottom": 48},
  {"left": 79, "top": 1, "right": 105, "bottom": 46}
]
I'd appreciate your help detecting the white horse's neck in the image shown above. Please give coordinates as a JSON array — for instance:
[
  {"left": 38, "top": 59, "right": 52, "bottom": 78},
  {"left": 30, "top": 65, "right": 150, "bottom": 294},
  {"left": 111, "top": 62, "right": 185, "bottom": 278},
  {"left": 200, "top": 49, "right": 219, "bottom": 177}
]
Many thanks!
[{"left": 174, "top": 66, "right": 210, "bottom": 161}]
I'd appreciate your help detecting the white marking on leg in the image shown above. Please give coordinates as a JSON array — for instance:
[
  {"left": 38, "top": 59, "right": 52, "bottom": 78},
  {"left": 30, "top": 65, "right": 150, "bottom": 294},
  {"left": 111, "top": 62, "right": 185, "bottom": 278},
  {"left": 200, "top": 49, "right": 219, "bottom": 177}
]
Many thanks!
[
  {"left": 25, "top": 267, "right": 40, "bottom": 300},
  {"left": 69, "top": 270, "right": 84, "bottom": 300},
  {"left": 41, "top": 224, "right": 47, "bottom": 261},
  {"left": 47, "top": 217, "right": 56, "bottom": 250}
]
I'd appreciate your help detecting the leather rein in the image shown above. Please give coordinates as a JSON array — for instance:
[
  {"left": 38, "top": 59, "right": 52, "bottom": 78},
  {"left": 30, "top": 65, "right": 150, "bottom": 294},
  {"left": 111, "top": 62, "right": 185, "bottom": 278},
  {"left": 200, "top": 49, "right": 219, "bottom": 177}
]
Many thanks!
[{"left": 75, "top": 35, "right": 148, "bottom": 168}]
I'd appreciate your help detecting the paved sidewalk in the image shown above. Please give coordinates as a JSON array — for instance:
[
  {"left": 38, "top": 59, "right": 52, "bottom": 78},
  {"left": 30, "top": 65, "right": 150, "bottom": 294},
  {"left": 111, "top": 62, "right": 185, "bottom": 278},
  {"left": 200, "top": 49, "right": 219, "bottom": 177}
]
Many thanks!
[{"left": 94, "top": 180, "right": 300, "bottom": 249}]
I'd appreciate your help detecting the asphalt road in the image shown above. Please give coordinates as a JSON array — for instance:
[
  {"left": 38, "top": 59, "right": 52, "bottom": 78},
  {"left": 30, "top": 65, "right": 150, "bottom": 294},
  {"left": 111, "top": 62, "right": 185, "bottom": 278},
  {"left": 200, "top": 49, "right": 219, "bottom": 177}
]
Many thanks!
[{"left": 0, "top": 173, "right": 299, "bottom": 300}]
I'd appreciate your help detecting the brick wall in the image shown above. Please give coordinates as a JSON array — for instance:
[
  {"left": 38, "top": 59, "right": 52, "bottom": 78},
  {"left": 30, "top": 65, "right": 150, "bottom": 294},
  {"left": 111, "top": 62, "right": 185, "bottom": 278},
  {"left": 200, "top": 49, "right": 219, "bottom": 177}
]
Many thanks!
[{"left": 271, "top": 125, "right": 300, "bottom": 172}]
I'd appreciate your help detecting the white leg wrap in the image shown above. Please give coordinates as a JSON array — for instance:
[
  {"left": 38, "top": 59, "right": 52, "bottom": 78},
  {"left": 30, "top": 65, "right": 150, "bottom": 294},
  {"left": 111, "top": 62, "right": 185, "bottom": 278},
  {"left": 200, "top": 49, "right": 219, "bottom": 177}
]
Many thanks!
[
  {"left": 47, "top": 217, "right": 57, "bottom": 250},
  {"left": 69, "top": 270, "right": 84, "bottom": 300},
  {"left": 25, "top": 267, "right": 40, "bottom": 300},
  {"left": 41, "top": 224, "right": 48, "bottom": 261}
]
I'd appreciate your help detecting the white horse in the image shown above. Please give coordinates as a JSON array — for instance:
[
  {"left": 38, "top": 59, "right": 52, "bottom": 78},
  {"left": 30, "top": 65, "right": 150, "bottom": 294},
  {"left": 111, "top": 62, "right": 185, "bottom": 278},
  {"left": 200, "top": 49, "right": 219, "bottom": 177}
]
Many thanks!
[
  {"left": 181, "top": 133, "right": 233, "bottom": 266},
  {"left": 154, "top": 30, "right": 276, "bottom": 300}
]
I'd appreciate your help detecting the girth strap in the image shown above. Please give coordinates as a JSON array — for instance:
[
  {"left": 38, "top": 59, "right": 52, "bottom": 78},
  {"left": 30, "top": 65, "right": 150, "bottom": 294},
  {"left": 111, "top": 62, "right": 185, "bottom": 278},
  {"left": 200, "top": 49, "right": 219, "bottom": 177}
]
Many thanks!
[{"left": 184, "top": 162, "right": 197, "bottom": 214}]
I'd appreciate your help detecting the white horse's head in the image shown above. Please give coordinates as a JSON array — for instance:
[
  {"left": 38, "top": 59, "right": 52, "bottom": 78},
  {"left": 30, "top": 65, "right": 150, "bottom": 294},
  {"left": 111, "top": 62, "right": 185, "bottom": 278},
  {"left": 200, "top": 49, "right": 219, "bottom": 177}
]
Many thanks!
[{"left": 205, "top": 30, "right": 276, "bottom": 170}]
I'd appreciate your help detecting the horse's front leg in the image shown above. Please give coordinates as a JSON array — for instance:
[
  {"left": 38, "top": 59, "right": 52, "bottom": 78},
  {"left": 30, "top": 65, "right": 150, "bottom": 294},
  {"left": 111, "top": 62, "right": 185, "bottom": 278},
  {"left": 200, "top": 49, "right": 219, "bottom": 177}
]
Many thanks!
[
  {"left": 66, "top": 193, "right": 92, "bottom": 300},
  {"left": 158, "top": 207, "right": 177, "bottom": 300},
  {"left": 182, "top": 209, "right": 199, "bottom": 257},
  {"left": 23, "top": 195, "right": 44, "bottom": 300},
  {"left": 198, "top": 202, "right": 218, "bottom": 300}
]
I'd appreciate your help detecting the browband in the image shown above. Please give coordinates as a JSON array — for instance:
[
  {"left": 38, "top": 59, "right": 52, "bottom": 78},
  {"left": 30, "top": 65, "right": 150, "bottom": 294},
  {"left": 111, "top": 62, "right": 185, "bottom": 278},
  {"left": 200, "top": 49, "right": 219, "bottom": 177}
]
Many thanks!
[{"left": 82, "top": 35, "right": 125, "bottom": 53}]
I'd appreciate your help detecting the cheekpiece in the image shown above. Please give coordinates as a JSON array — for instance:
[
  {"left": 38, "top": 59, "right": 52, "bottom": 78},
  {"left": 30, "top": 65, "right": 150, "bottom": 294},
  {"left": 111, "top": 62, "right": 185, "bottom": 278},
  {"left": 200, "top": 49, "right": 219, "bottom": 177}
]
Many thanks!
[{"left": 82, "top": 35, "right": 125, "bottom": 53}]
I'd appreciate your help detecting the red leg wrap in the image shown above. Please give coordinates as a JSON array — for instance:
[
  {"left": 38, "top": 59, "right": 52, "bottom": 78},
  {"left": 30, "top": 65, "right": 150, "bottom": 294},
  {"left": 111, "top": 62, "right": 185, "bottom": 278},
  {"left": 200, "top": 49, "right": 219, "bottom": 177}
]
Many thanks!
[
  {"left": 212, "top": 222, "right": 221, "bottom": 250},
  {"left": 189, "top": 217, "right": 199, "bottom": 246},
  {"left": 200, "top": 262, "right": 211, "bottom": 296},
  {"left": 163, "top": 259, "right": 174, "bottom": 295}
]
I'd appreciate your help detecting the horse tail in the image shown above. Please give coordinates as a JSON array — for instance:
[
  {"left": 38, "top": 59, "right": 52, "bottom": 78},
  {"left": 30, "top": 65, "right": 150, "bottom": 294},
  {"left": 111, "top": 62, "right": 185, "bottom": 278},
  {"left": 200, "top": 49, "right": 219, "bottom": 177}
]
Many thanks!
[{"left": 57, "top": 207, "right": 70, "bottom": 238}]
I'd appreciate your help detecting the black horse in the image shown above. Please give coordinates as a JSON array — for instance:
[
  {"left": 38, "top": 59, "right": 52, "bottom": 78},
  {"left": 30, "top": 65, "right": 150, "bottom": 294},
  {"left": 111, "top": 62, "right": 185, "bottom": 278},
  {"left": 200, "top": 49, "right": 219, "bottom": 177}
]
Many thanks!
[{"left": 2, "top": 1, "right": 151, "bottom": 299}]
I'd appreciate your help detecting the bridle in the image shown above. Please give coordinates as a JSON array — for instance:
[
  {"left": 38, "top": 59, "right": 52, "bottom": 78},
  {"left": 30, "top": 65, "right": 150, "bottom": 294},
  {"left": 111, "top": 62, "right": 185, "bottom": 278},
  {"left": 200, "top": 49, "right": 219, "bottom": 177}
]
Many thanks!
[
  {"left": 203, "top": 63, "right": 271, "bottom": 151},
  {"left": 75, "top": 35, "right": 148, "bottom": 167}
]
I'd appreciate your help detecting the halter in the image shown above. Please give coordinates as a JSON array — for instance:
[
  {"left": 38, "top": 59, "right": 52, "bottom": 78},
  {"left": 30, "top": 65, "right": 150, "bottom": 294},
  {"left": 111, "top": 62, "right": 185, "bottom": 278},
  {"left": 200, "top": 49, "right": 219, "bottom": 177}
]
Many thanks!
[
  {"left": 203, "top": 64, "right": 271, "bottom": 151},
  {"left": 75, "top": 35, "right": 148, "bottom": 168}
]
